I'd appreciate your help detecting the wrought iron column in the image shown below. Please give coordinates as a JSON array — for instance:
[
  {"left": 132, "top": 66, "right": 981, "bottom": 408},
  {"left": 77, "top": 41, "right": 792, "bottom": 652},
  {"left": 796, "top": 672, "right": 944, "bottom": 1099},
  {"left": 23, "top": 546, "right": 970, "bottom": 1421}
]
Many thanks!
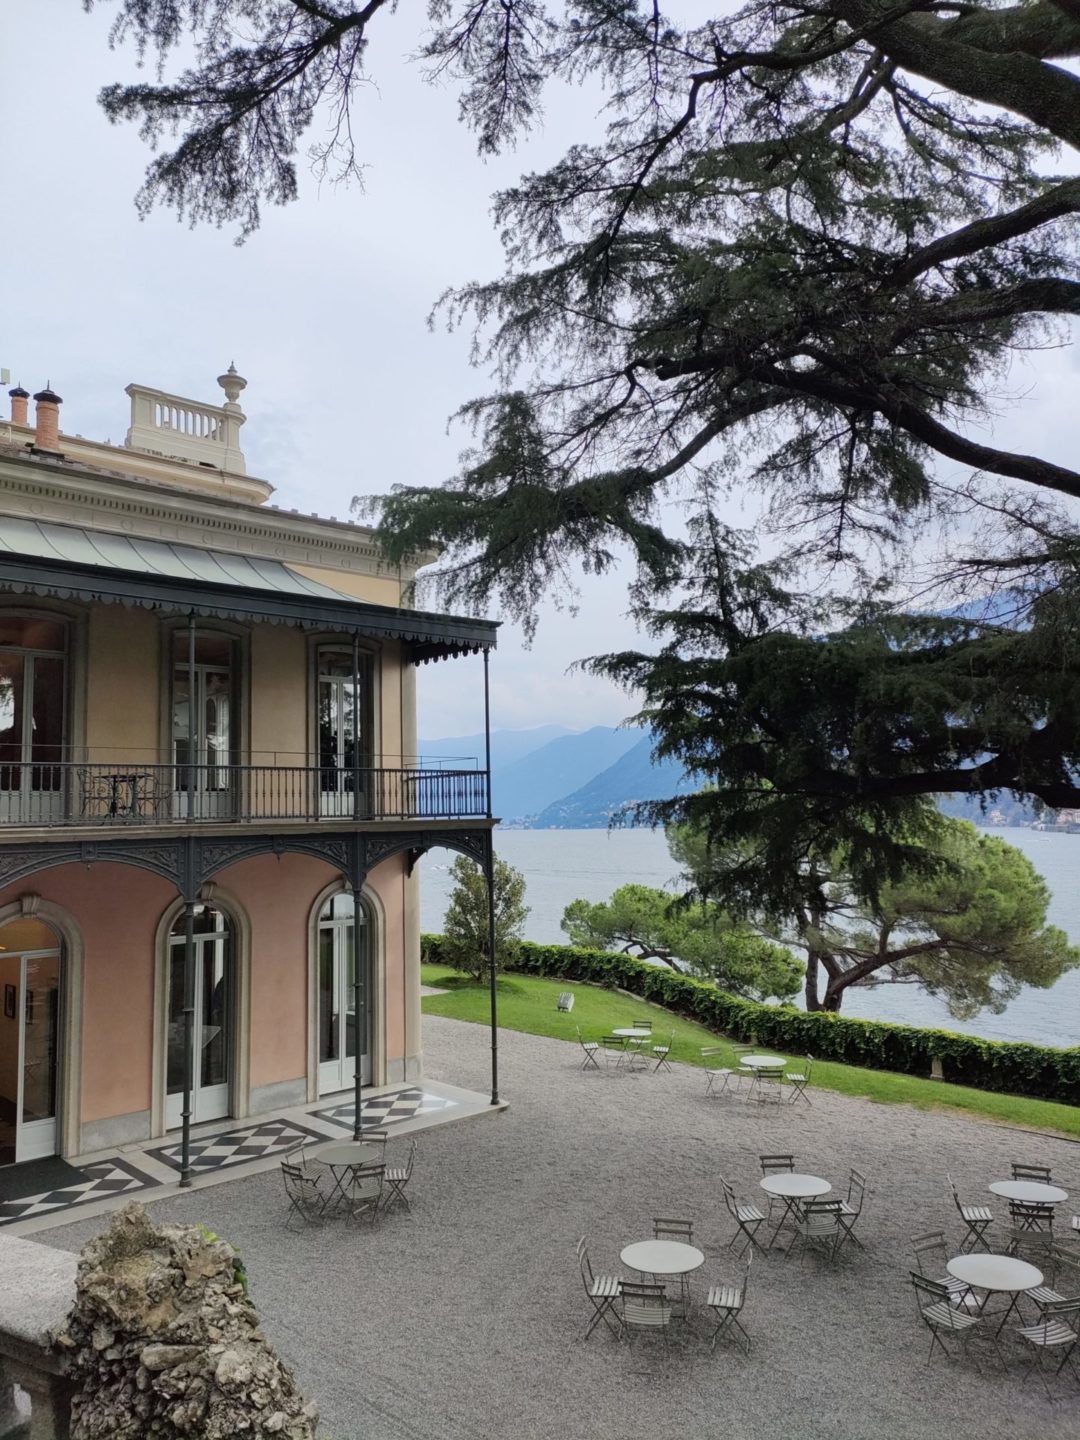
[
  {"left": 350, "top": 878, "right": 365, "bottom": 1138},
  {"left": 483, "top": 650, "right": 499, "bottom": 1104},
  {"left": 485, "top": 832, "right": 500, "bottom": 1106},
  {"left": 351, "top": 633, "right": 361, "bottom": 820},
  {"left": 179, "top": 894, "right": 197, "bottom": 1186},
  {"left": 186, "top": 613, "right": 197, "bottom": 823}
]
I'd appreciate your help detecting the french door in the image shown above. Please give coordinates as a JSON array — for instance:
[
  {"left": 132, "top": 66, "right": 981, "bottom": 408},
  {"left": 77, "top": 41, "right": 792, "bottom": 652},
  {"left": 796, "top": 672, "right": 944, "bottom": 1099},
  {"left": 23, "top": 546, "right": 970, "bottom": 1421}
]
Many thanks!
[
  {"left": 166, "top": 906, "right": 233, "bottom": 1127},
  {"left": 317, "top": 892, "right": 371, "bottom": 1094},
  {"left": 317, "top": 650, "right": 371, "bottom": 816},
  {"left": 0, "top": 924, "right": 62, "bottom": 1167},
  {"left": 172, "top": 632, "right": 236, "bottom": 819},
  {"left": 0, "top": 616, "right": 67, "bottom": 824}
]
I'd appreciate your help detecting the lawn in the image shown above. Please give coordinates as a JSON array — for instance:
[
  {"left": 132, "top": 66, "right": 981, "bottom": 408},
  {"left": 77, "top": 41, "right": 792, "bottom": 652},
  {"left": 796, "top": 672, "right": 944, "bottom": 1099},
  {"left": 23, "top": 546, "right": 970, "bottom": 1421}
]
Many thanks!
[{"left": 422, "top": 963, "right": 1080, "bottom": 1137}]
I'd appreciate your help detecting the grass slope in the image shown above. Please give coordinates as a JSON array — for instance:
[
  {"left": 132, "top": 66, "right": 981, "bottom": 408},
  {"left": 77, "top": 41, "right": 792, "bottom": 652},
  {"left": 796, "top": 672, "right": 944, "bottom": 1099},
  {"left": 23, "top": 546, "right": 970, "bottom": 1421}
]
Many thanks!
[{"left": 422, "top": 965, "right": 1080, "bottom": 1137}]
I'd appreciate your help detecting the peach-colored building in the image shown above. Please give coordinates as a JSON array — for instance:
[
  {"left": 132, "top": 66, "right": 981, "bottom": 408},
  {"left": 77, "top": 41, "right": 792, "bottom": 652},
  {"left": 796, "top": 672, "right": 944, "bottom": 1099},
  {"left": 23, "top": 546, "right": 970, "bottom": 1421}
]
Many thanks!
[{"left": 0, "top": 371, "right": 495, "bottom": 1177}]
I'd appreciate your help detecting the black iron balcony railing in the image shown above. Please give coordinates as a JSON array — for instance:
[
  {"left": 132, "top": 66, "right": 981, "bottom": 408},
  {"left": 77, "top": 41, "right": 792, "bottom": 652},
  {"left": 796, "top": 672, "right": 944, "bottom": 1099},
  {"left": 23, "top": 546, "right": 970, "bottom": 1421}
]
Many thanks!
[{"left": 0, "top": 761, "right": 489, "bottom": 828}]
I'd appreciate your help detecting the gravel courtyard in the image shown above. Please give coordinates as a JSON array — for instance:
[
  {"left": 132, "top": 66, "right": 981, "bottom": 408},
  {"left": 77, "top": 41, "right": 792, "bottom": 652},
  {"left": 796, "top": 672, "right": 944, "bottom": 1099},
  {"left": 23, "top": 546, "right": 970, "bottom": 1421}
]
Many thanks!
[{"left": 47, "top": 1016, "right": 1079, "bottom": 1440}]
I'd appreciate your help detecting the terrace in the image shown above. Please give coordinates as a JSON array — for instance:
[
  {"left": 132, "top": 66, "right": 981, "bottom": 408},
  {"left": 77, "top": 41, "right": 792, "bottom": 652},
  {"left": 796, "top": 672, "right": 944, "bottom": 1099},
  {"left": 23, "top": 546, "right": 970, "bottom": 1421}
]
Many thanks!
[{"left": 31, "top": 1014, "right": 1080, "bottom": 1440}]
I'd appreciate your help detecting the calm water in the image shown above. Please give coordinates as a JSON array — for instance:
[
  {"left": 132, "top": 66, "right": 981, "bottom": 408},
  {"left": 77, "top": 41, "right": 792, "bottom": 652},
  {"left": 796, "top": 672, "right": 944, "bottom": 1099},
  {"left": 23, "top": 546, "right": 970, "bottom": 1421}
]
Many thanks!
[{"left": 418, "top": 827, "right": 1080, "bottom": 1049}]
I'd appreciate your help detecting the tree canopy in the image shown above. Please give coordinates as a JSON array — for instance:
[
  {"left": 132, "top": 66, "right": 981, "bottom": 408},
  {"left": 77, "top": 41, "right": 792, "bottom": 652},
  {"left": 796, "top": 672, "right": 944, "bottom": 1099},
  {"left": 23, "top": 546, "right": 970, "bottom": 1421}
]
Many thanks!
[
  {"left": 87, "top": 2, "right": 1080, "bottom": 903},
  {"left": 560, "top": 881, "right": 802, "bottom": 1000},
  {"left": 672, "top": 809, "right": 1080, "bottom": 1012},
  {"left": 442, "top": 853, "right": 529, "bottom": 980}
]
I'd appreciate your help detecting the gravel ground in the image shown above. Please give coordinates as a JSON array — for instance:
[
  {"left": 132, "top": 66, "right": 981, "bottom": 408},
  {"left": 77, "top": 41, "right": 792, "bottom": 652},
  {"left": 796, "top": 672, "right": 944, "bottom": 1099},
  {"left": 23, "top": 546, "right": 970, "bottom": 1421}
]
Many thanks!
[{"left": 46, "top": 1017, "right": 1080, "bottom": 1440}]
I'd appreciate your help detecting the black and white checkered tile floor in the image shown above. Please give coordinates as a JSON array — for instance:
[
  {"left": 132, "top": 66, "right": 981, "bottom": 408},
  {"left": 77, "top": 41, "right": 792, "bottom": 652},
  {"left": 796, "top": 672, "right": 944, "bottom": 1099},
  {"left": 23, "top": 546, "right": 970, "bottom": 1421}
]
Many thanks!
[
  {"left": 0, "top": 1156, "right": 158, "bottom": 1226},
  {"left": 314, "top": 1086, "right": 458, "bottom": 1131},
  {"left": 147, "top": 1117, "right": 330, "bottom": 1174},
  {"left": 0, "top": 1087, "right": 461, "bottom": 1226}
]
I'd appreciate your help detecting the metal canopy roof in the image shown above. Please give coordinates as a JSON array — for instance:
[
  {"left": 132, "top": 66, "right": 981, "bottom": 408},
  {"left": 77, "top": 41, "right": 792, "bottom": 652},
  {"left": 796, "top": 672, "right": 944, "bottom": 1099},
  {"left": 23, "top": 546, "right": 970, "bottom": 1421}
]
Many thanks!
[{"left": 0, "top": 518, "right": 497, "bottom": 661}]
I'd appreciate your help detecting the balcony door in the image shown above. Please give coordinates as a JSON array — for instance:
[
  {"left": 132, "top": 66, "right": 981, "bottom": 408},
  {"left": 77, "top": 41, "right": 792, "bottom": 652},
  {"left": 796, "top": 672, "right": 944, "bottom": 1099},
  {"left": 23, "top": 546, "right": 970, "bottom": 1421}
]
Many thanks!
[
  {"left": 0, "top": 918, "right": 62, "bottom": 1167},
  {"left": 317, "top": 892, "right": 372, "bottom": 1094},
  {"left": 166, "top": 905, "right": 233, "bottom": 1127},
  {"left": 0, "top": 616, "right": 66, "bottom": 825},
  {"left": 317, "top": 648, "right": 372, "bottom": 816},
  {"left": 172, "top": 631, "right": 236, "bottom": 818}
]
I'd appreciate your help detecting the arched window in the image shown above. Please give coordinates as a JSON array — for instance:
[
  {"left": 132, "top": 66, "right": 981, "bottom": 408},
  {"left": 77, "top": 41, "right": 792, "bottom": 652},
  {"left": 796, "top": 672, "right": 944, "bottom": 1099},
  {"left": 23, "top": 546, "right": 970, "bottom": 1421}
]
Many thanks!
[{"left": 316, "top": 890, "right": 372, "bottom": 1094}]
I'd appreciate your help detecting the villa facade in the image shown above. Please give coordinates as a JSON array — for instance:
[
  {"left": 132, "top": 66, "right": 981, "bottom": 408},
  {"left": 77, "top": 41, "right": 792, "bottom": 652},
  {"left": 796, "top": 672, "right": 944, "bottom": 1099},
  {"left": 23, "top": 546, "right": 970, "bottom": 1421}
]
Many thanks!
[{"left": 0, "top": 371, "right": 495, "bottom": 1172}]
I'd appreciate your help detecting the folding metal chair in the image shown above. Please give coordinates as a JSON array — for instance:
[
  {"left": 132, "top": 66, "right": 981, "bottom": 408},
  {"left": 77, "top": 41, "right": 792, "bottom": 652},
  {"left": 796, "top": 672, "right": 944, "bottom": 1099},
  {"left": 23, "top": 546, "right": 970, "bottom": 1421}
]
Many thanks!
[
  {"left": 910, "top": 1272, "right": 989, "bottom": 1370},
  {"left": 721, "top": 1177, "right": 766, "bottom": 1256},
  {"left": 382, "top": 1138, "right": 416, "bottom": 1213},
  {"left": 1006, "top": 1200, "right": 1055, "bottom": 1257},
  {"left": 652, "top": 1031, "right": 675, "bottom": 1072},
  {"left": 948, "top": 1174, "right": 993, "bottom": 1252},
  {"left": 746, "top": 1062, "right": 784, "bottom": 1105},
  {"left": 784, "top": 1055, "right": 814, "bottom": 1106},
  {"left": 576, "top": 1237, "right": 622, "bottom": 1339},
  {"left": 1012, "top": 1162, "right": 1053, "bottom": 1184},
  {"left": 707, "top": 1252, "right": 752, "bottom": 1354},
  {"left": 576, "top": 1026, "right": 601, "bottom": 1071},
  {"left": 618, "top": 1281, "right": 673, "bottom": 1347},
  {"left": 759, "top": 1154, "right": 795, "bottom": 1223},
  {"left": 653, "top": 1218, "right": 694, "bottom": 1312},
  {"left": 1017, "top": 1297, "right": 1080, "bottom": 1394},
  {"left": 344, "top": 1163, "right": 384, "bottom": 1226},
  {"left": 788, "top": 1198, "right": 843, "bottom": 1264},
  {"left": 837, "top": 1168, "right": 867, "bottom": 1252},
  {"left": 701, "top": 1046, "right": 739, "bottom": 1097},
  {"left": 280, "top": 1159, "right": 327, "bottom": 1230},
  {"left": 910, "top": 1231, "right": 979, "bottom": 1311},
  {"left": 600, "top": 1035, "right": 627, "bottom": 1069}
]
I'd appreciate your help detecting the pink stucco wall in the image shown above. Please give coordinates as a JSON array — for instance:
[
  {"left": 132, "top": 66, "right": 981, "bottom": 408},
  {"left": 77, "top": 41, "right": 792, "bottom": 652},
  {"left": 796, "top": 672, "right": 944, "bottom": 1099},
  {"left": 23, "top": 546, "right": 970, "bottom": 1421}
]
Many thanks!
[{"left": 0, "top": 847, "right": 410, "bottom": 1130}]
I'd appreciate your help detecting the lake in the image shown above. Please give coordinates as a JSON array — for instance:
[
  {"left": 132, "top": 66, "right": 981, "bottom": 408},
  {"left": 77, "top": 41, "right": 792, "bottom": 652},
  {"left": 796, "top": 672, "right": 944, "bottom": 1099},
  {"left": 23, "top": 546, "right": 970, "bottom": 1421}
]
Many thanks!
[{"left": 418, "top": 826, "right": 1080, "bottom": 1049}]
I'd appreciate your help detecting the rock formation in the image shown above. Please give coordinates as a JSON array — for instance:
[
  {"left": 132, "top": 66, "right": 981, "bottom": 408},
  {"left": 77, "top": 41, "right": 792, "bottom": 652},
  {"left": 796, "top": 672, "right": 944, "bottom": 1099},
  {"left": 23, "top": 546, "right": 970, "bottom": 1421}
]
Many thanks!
[{"left": 53, "top": 1203, "right": 318, "bottom": 1439}]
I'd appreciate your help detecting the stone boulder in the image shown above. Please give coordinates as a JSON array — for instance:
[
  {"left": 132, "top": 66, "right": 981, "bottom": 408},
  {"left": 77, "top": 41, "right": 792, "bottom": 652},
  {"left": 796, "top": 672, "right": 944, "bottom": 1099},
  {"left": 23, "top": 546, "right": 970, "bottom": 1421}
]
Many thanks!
[{"left": 53, "top": 1203, "right": 318, "bottom": 1439}]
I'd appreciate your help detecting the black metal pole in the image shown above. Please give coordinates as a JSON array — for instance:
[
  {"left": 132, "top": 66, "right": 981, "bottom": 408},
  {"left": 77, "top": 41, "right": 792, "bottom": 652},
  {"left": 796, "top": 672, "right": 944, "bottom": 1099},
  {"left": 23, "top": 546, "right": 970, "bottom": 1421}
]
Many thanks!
[
  {"left": 351, "top": 876, "right": 364, "bottom": 1140},
  {"left": 483, "top": 651, "right": 499, "bottom": 1104},
  {"left": 186, "top": 613, "right": 197, "bottom": 823},
  {"left": 352, "top": 633, "right": 361, "bottom": 820},
  {"left": 179, "top": 896, "right": 196, "bottom": 1186}
]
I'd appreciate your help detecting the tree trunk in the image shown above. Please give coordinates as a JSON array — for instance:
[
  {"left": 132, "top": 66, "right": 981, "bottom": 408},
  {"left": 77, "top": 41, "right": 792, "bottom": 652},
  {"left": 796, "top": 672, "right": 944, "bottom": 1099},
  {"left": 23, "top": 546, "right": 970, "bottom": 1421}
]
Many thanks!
[{"left": 804, "top": 948, "right": 823, "bottom": 1010}]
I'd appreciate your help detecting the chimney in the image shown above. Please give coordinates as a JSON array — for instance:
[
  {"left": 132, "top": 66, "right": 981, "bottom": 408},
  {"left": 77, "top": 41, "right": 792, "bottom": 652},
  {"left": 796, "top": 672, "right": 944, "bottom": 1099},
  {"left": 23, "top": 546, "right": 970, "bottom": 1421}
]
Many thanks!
[
  {"left": 8, "top": 385, "right": 29, "bottom": 426},
  {"left": 32, "top": 385, "right": 62, "bottom": 452}
]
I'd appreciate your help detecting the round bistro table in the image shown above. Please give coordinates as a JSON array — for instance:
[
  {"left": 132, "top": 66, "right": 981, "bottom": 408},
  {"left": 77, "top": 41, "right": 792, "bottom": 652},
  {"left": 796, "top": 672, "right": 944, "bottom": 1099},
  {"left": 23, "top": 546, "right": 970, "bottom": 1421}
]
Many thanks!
[
  {"left": 989, "top": 1180, "right": 1068, "bottom": 1205},
  {"left": 946, "top": 1253, "right": 1044, "bottom": 1333},
  {"left": 312, "top": 1140, "right": 386, "bottom": 1214},
  {"left": 760, "top": 1173, "right": 832, "bottom": 1248},
  {"left": 740, "top": 1055, "right": 787, "bottom": 1069}
]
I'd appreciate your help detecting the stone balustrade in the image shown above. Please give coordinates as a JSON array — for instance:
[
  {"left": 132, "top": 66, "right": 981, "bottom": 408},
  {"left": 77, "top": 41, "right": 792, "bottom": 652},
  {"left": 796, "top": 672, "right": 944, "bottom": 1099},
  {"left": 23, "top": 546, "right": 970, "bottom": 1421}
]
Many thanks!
[
  {"left": 125, "top": 381, "right": 246, "bottom": 475},
  {"left": 0, "top": 1234, "right": 77, "bottom": 1439}
]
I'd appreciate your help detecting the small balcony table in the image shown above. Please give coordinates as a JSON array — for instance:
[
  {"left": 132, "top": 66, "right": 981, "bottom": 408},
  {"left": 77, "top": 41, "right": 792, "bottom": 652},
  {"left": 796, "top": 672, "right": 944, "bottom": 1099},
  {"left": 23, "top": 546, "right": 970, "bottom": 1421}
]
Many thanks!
[{"left": 946, "top": 1253, "right": 1044, "bottom": 1334}]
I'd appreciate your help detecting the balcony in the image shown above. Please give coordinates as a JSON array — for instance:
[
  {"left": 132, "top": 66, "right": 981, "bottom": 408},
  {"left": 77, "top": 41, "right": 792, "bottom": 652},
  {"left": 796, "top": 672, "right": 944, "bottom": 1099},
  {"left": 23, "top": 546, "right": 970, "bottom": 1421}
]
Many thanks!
[{"left": 0, "top": 761, "right": 489, "bottom": 831}]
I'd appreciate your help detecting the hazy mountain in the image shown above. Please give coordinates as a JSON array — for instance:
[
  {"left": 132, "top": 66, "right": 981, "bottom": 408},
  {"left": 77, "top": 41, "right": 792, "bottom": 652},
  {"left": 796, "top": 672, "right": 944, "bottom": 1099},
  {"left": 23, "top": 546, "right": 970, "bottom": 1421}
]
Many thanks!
[
  {"left": 419, "top": 725, "right": 573, "bottom": 771},
  {"left": 493, "top": 726, "right": 643, "bottom": 820},
  {"left": 529, "top": 733, "right": 692, "bottom": 828}
]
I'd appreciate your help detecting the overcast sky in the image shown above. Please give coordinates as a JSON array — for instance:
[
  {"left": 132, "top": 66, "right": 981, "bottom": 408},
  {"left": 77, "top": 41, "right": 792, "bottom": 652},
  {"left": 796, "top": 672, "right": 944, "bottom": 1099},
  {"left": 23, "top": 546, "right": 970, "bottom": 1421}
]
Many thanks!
[{"left": 3, "top": 4, "right": 1078, "bottom": 743}]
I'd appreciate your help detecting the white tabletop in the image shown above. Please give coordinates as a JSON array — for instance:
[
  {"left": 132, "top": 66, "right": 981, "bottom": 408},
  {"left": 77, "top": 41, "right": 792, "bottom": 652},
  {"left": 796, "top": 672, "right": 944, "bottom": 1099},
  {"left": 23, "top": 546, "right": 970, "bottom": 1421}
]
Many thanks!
[
  {"left": 946, "top": 1254, "right": 1043, "bottom": 1293},
  {"left": 612, "top": 1027, "right": 651, "bottom": 1038},
  {"left": 620, "top": 1240, "right": 705, "bottom": 1276},
  {"left": 760, "top": 1173, "right": 832, "bottom": 1200},
  {"left": 313, "top": 1141, "right": 385, "bottom": 1168},
  {"left": 741, "top": 1054, "right": 786, "bottom": 1069},
  {"left": 989, "top": 1180, "right": 1067, "bottom": 1204}
]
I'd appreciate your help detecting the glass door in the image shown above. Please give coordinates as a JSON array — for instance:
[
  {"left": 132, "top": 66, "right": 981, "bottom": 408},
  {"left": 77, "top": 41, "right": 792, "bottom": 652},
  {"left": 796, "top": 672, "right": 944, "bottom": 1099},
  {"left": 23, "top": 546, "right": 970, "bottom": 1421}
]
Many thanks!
[
  {"left": 172, "top": 632, "right": 236, "bottom": 819},
  {"left": 0, "top": 919, "right": 62, "bottom": 1167},
  {"left": 166, "top": 906, "right": 232, "bottom": 1127},
  {"left": 317, "top": 649, "right": 371, "bottom": 817},
  {"left": 0, "top": 616, "right": 67, "bottom": 824},
  {"left": 317, "top": 892, "right": 371, "bottom": 1094}
]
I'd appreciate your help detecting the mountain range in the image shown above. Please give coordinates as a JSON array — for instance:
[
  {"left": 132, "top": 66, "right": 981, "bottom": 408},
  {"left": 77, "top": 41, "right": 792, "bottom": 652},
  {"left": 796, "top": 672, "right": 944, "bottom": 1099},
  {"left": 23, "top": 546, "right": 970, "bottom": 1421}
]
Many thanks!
[{"left": 419, "top": 724, "right": 688, "bottom": 827}]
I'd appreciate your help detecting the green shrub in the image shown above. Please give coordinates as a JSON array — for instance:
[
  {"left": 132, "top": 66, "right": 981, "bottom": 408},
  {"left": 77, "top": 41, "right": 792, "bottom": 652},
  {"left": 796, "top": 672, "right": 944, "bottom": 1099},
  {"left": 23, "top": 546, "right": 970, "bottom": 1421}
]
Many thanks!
[{"left": 422, "top": 933, "right": 1080, "bottom": 1105}]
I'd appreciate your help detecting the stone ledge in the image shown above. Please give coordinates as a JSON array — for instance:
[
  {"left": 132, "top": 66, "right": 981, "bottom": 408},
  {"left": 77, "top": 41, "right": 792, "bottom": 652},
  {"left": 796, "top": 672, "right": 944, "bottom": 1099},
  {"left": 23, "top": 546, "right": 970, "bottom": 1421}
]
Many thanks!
[{"left": 0, "top": 1234, "right": 77, "bottom": 1361}]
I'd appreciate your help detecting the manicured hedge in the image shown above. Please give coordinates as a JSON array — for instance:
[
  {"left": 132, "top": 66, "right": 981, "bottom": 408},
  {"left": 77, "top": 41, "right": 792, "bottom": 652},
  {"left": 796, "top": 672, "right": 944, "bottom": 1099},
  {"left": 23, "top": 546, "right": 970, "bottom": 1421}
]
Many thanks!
[{"left": 422, "top": 933, "right": 1080, "bottom": 1106}]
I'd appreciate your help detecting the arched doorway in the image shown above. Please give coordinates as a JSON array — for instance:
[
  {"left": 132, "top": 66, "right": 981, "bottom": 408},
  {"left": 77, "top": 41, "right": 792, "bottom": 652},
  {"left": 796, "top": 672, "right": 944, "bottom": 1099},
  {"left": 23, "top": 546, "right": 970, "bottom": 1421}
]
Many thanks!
[
  {"left": 0, "top": 916, "right": 62, "bottom": 1165},
  {"left": 316, "top": 890, "right": 373, "bottom": 1095},
  {"left": 165, "top": 904, "right": 234, "bottom": 1126}
]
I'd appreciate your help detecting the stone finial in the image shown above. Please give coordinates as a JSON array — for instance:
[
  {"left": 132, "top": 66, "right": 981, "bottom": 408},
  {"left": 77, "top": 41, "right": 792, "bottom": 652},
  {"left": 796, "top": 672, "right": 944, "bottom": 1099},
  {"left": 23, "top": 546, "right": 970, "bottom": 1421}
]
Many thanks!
[
  {"left": 217, "top": 362, "right": 247, "bottom": 406},
  {"left": 8, "top": 383, "right": 29, "bottom": 426},
  {"left": 32, "top": 384, "right": 63, "bottom": 452}
]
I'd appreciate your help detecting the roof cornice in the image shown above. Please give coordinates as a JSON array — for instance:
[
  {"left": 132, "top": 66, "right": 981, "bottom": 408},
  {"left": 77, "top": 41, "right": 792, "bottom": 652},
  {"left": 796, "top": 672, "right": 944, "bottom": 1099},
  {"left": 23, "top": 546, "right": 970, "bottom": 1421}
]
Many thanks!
[{"left": 0, "top": 443, "right": 432, "bottom": 583}]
